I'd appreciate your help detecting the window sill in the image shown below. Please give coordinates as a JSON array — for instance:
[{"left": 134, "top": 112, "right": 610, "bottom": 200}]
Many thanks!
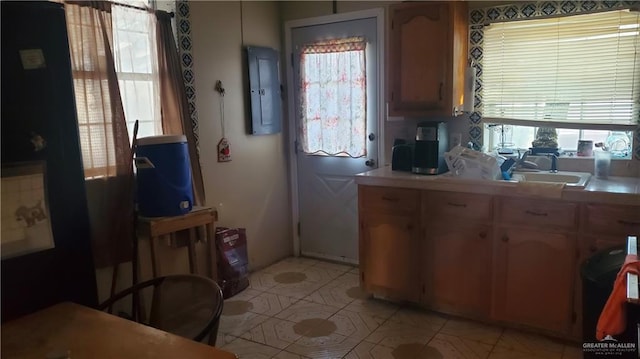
[{"left": 559, "top": 150, "right": 632, "bottom": 161}]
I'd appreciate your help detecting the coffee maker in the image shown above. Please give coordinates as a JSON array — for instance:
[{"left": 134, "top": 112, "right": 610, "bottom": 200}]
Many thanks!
[{"left": 412, "top": 121, "right": 448, "bottom": 175}]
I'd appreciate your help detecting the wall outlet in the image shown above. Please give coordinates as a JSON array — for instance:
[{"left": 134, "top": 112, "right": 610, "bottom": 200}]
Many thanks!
[{"left": 451, "top": 132, "right": 462, "bottom": 147}]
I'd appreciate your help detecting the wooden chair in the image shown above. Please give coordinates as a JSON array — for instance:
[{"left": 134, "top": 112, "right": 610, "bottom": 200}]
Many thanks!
[{"left": 99, "top": 274, "right": 224, "bottom": 346}]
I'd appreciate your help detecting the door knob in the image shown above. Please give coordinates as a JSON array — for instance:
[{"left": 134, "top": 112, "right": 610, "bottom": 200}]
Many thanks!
[
  {"left": 368, "top": 133, "right": 376, "bottom": 141},
  {"left": 365, "top": 159, "right": 376, "bottom": 167}
]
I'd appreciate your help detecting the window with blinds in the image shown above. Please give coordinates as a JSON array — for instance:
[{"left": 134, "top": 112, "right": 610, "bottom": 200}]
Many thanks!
[{"left": 482, "top": 9, "right": 640, "bottom": 130}]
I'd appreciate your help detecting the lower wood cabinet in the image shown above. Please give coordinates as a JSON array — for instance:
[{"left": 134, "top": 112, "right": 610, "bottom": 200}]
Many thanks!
[
  {"left": 492, "top": 227, "right": 576, "bottom": 334},
  {"left": 359, "top": 212, "right": 421, "bottom": 302},
  {"left": 358, "top": 184, "right": 636, "bottom": 340},
  {"left": 426, "top": 224, "right": 492, "bottom": 318}
]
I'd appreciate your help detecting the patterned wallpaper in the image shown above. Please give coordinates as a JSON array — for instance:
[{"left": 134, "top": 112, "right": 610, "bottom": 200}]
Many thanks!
[
  {"left": 467, "top": 0, "right": 640, "bottom": 159},
  {"left": 176, "top": 0, "right": 199, "bottom": 148}
]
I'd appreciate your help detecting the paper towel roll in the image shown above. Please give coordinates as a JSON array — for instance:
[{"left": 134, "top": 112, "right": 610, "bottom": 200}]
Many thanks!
[{"left": 464, "top": 65, "right": 476, "bottom": 113}]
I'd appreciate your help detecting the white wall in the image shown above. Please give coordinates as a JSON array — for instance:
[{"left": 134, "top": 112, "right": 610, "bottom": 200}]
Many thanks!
[{"left": 191, "top": 1, "right": 292, "bottom": 271}]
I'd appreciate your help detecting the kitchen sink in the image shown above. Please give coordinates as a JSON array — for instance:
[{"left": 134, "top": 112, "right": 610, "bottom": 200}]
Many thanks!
[{"left": 511, "top": 171, "right": 591, "bottom": 189}]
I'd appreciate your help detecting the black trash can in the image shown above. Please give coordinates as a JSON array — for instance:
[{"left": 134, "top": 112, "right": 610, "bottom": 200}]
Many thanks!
[{"left": 581, "top": 245, "right": 640, "bottom": 358}]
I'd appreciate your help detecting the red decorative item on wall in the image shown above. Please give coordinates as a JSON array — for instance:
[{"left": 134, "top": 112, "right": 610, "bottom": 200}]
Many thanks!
[{"left": 217, "top": 137, "right": 230, "bottom": 162}]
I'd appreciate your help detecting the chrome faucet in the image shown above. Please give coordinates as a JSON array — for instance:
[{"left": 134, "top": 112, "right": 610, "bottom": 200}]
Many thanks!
[
  {"left": 515, "top": 149, "right": 535, "bottom": 170},
  {"left": 547, "top": 154, "right": 558, "bottom": 173}
]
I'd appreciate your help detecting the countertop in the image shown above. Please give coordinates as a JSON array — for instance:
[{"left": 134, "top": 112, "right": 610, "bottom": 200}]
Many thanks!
[{"left": 355, "top": 166, "right": 640, "bottom": 206}]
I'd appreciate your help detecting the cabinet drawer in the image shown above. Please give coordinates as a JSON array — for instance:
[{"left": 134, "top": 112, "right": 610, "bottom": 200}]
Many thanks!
[
  {"left": 584, "top": 204, "right": 640, "bottom": 236},
  {"left": 424, "top": 191, "right": 492, "bottom": 221},
  {"left": 499, "top": 198, "right": 577, "bottom": 230},
  {"left": 359, "top": 186, "right": 419, "bottom": 214}
]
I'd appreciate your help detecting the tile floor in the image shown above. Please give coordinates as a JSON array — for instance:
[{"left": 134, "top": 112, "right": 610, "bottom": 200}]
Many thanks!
[{"left": 218, "top": 257, "right": 581, "bottom": 359}]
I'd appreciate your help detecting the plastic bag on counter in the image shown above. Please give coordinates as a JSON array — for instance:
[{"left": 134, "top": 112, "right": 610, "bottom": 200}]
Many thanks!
[
  {"left": 444, "top": 145, "right": 501, "bottom": 180},
  {"left": 215, "top": 227, "right": 249, "bottom": 298}
]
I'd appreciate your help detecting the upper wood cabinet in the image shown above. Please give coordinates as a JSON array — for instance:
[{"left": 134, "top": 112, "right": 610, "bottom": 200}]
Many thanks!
[{"left": 388, "top": 1, "right": 468, "bottom": 117}]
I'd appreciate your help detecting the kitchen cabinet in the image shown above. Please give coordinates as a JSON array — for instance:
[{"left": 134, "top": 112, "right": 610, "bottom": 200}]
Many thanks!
[
  {"left": 422, "top": 191, "right": 493, "bottom": 318},
  {"left": 357, "top": 180, "right": 637, "bottom": 340},
  {"left": 493, "top": 199, "right": 578, "bottom": 335},
  {"left": 359, "top": 186, "right": 421, "bottom": 302},
  {"left": 388, "top": 1, "right": 468, "bottom": 117}
]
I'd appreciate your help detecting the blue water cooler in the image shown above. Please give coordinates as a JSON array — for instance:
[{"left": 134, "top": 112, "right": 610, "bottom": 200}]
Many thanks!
[{"left": 135, "top": 135, "right": 193, "bottom": 217}]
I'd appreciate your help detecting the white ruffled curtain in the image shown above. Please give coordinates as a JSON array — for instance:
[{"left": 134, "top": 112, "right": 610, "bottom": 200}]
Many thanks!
[{"left": 298, "top": 37, "right": 367, "bottom": 158}]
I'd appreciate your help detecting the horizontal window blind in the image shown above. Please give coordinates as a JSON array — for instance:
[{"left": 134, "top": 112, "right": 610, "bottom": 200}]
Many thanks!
[{"left": 482, "top": 10, "right": 640, "bottom": 129}]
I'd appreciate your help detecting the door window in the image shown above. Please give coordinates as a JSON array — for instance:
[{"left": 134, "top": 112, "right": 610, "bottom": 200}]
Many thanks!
[{"left": 298, "top": 37, "right": 367, "bottom": 158}]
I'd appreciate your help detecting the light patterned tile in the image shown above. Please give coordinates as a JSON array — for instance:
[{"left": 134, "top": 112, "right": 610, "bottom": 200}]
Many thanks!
[
  {"left": 364, "top": 321, "right": 437, "bottom": 348},
  {"left": 329, "top": 273, "right": 360, "bottom": 288},
  {"left": 221, "top": 337, "right": 280, "bottom": 359},
  {"left": 247, "top": 292, "right": 298, "bottom": 316},
  {"left": 488, "top": 346, "right": 562, "bottom": 359},
  {"left": 249, "top": 271, "right": 279, "bottom": 291},
  {"left": 300, "top": 265, "right": 344, "bottom": 284},
  {"left": 219, "top": 311, "right": 269, "bottom": 336},
  {"left": 286, "top": 332, "right": 361, "bottom": 359},
  {"left": 344, "top": 298, "right": 399, "bottom": 321},
  {"left": 427, "top": 333, "right": 493, "bottom": 359},
  {"left": 267, "top": 280, "right": 324, "bottom": 300},
  {"left": 272, "top": 350, "right": 310, "bottom": 359},
  {"left": 345, "top": 340, "right": 433, "bottom": 359},
  {"left": 328, "top": 308, "right": 382, "bottom": 341},
  {"left": 228, "top": 287, "right": 263, "bottom": 301},
  {"left": 263, "top": 259, "right": 314, "bottom": 274},
  {"left": 240, "top": 317, "right": 302, "bottom": 349},
  {"left": 562, "top": 345, "right": 583, "bottom": 359},
  {"left": 439, "top": 318, "right": 503, "bottom": 345},
  {"left": 304, "top": 279, "right": 360, "bottom": 309},
  {"left": 281, "top": 257, "right": 320, "bottom": 267},
  {"left": 313, "top": 260, "right": 355, "bottom": 273},
  {"left": 388, "top": 307, "right": 448, "bottom": 332},
  {"left": 275, "top": 300, "right": 338, "bottom": 322},
  {"left": 215, "top": 332, "right": 237, "bottom": 346},
  {"left": 344, "top": 341, "right": 379, "bottom": 359},
  {"left": 494, "top": 329, "right": 565, "bottom": 356}
]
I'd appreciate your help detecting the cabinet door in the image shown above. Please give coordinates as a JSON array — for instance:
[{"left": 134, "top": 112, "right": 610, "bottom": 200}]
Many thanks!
[
  {"left": 360, "top": 213, "right": 420, "bottom": 302},
  {"left": 389, "top": 2, "right": 450, "bottom": 116},
  {"left": 427, "top": 224, "right": 491, "bottom": 318},
  {"left": 388, "top": 2, "right": 467, "bottom": 117},
  {"left": 493, "top": 228, "right": 576, "bottom": 334}
]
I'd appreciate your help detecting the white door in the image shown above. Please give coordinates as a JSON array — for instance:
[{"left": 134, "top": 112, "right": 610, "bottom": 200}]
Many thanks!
[{"left": 287, "top": 12, "right": 382, "bottom": 263}]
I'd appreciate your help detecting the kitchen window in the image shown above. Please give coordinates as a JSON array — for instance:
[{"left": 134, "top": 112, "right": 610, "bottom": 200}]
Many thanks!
[
  {"left": 68, "top": 0, "right": 165, "bottom": 178},
  {"left": 476, "top": 7, "right": 639, "bottom": 158}
]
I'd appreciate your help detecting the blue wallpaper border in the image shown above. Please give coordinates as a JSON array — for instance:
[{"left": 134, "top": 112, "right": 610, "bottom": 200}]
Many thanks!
[
  {"left": 467, "top": 0, "right": 640, "bottom": 160},
  {"left": 177, "top": 0, "right": 199, "bottom": 149}
]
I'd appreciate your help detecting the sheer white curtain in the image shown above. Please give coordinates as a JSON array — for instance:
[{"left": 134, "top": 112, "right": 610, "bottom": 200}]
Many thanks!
[
  {"left": 298, "top": 37, "right": 367, "bottom": 158},
  {"left": 112, "top": 4, "right": 162, "bottom": 143}
]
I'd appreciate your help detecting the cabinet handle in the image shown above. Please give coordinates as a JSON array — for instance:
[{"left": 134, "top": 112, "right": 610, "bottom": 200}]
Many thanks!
[
  {"left": 501, "top": 235, "right": 509, "bottom": 242},
  {"left": 381, "top": 196, "right": 399, "bottom": 202},
  {"left": 618, "top": 220, "right": 640, "bottom": 226},
  {"left": 525, "top": 210, "right": 548, "bottom": 217},
  {"left": 479, "top": 231, "right": 487, "bottom": 239},
  {"left": 447, "top": 202, "right": 467, "bottom": 208},
  {"left": 407, "top": 224, "right": 413, "bottom": 231},
  {"left": 439, "top": 82, "right": 443, "bottom": 101}
]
